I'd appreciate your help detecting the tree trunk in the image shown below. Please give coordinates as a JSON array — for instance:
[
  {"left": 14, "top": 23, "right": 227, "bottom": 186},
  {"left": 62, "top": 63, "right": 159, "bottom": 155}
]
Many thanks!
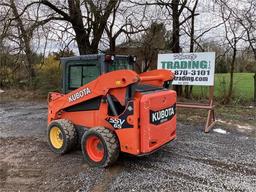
[
  {"left": 69, "top": 0, "right": 91, "bottom": 55},
  {"left": 186, "top": 2, "right": 196, "bottom": 99},
  {"left": 39, "top": 0, "right": 118, "bottom": 55},
  {"left": 171, "top": 0, "right": 180, "bottom": 53},
  {"left": 71, "top": 23, "right": 99, "bottom": 54},
  {"left": 24, "top": 40, "right": 36, "bottom": 83},
  {"left": 74, "top": 28, "right": 90, "bottom": 54},
  {"left": 171, "top": 0, "right": 182, "bottom": 96},
  {"left": 109, "top": 38, "right": 116, "bottom": 53},
  {"left": 226, "top": 45, "right": 237, "bottom": 103},
  {"left": 143, "top": 58, "right": 150, "bottom": 72}
]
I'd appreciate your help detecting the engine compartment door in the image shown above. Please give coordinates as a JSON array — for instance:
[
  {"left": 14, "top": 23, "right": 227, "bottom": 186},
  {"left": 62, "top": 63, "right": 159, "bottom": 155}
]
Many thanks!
[{"left": 139, "top": 90, "right": 177, "bottom": 153}]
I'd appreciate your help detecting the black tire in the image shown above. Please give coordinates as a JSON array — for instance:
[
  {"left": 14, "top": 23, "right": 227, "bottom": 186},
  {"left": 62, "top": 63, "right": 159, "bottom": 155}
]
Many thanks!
[
  {"left": 81, "top": 127, "right": 120, "bottom": 167},
  {"left": 47, "top": 119, "right": 77, "bottom": 154}
]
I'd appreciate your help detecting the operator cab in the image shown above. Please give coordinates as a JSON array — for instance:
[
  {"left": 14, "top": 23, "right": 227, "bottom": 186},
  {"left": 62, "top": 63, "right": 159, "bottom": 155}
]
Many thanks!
[{"left": 60, "top": 54, "right": 136, "bottom": 94}]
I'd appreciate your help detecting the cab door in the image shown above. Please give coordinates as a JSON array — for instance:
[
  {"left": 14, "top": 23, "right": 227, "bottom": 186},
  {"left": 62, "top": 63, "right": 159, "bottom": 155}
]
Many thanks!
[{"left": 61, "top": 57, "right": 100, "bottom": 94}]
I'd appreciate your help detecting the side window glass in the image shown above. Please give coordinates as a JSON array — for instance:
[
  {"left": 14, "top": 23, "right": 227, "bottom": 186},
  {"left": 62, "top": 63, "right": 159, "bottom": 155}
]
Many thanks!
[
  {"left": 69, "top": 66, "right": 82, "bottom": 89},
  {"left": 108, "top": 59, "right": 133, "bottom": 72},
  {"left": 82, "top": 65, "right": 100, "bottom": 85},
  {"left": 68, "top": 60, "right": 99, "bottom": 91}
]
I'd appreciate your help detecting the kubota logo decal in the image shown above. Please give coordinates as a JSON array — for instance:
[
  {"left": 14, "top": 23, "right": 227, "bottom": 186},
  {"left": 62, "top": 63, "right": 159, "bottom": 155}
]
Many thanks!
[
  {"left": 150, "top": 104, "right": 176, "bottom": 125},
  {"left": 68, "top": 88, "right": 91, "bottom": 102}
]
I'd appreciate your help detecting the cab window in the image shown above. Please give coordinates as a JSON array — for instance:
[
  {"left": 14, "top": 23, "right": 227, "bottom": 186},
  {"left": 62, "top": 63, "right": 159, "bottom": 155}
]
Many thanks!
[
  {"left": 108, "top": 59, "right": 134, "bottom": 72},
  {"left": 69, "top": 66, "right": 82, "bottom": 89},
  {"left": 69, "top": 61, "right": 99, "bottom": 90}
]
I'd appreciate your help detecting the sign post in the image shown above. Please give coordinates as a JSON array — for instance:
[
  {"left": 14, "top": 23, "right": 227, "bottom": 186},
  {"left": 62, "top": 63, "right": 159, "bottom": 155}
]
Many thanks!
[{"left": 158, "top": 52, "right": 216, "bottom": 132}]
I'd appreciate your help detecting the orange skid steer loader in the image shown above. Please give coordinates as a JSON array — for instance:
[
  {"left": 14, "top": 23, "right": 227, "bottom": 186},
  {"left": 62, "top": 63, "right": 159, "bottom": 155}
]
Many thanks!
[{"left": 47, "top": 54, "right": 176, "bottom": 167}]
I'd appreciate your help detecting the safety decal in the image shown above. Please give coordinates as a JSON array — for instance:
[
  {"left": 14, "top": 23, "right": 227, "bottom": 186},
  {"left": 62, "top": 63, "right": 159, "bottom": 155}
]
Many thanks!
[{"left": 106, "top": 101, "right": 133, "bottom": 129}]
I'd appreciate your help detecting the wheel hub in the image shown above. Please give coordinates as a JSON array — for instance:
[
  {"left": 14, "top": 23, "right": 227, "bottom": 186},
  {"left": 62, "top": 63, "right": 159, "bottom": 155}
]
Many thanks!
[
  {"left": 50, "top": 127, "right": 64, "bottom": 149},
  {"left": 86, "top": 136, "right": 104, "bottom": 162}
]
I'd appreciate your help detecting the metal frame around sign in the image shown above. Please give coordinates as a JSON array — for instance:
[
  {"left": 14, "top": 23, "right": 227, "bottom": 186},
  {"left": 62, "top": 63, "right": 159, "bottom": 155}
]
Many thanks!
[{"left": 176, "top": 86, "right": 216, "bottom": 133}]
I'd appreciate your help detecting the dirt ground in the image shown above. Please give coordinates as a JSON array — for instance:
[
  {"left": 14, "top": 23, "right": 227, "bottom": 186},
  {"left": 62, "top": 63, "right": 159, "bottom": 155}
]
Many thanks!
[{"left": 0, "top": 101, "right": 256, "bottom": 192}]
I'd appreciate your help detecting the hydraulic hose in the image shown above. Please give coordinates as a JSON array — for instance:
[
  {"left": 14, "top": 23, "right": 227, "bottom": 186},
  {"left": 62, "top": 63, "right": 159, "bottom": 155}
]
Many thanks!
[{"left": 106, "top": 94, "right": 118, "bottom": 116}]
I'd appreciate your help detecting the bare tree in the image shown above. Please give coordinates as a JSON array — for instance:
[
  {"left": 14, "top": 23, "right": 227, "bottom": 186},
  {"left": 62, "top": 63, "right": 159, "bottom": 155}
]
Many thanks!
[
  {"left": 0, "top": 0, "right": 58, "bottom": 87},
  {"left": 219, "top": 1, "right": 245, "bottom": 103},
  {"left": 9, "top": 0, "right": 36, "bottom": 85},
  {"left": 235, "top": 0, "right": 256, "bottom": 104},
  {"left": 105, "top": 1, "right": 146, "bottom": 53},
  {"left": 130, "top": 0, "right": 200, "bottom": 95},
  {"left": 181, "top": 0, "right": 199, "bottom": 98},
  {"left": 237, "top": 0, "right": 256, "bottom": 62},
  {"left": 24, "top": 0, "right": 119, "bottom": 55},
  {"left": 139, "top": 22, "right": 167, "bottom": 72}
]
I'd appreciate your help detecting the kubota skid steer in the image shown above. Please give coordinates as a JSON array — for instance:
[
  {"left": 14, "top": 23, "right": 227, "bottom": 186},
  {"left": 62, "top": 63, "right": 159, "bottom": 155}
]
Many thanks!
[{"left": 47, "top": 54, "right": 176, "bottom": 167}]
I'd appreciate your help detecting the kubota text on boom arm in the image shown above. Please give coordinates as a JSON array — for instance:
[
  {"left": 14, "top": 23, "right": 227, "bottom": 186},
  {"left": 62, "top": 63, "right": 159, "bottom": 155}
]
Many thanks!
[
  {"left": 48, "top": 70, "right": 138, "bottom": 122},
  {"left": 47, "top": 69, "right": 174, "bottom": 123}
]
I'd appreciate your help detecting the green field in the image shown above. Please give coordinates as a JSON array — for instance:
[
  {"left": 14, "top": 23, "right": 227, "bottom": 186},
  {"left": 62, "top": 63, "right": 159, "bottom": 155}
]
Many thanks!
[{"left": 191, "top": 73, "right": 255, "bottom": 101}]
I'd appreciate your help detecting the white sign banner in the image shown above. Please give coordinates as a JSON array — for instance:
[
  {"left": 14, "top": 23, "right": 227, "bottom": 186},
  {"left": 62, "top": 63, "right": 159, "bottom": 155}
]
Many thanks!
[{"left": 158, "top": 52, "right": 215, "bottom": 86}]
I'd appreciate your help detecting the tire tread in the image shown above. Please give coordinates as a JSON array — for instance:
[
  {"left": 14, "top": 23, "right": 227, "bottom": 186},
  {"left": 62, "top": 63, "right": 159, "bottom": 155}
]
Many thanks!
[
  {"left": 82, "top": 126, "right": 119, "bottom": 167},
  {"left": 47, "top": 119, "right": 77, "bottom": 154}
]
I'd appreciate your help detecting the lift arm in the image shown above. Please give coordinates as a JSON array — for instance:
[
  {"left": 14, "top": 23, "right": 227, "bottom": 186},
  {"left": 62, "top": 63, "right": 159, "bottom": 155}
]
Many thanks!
[
  {"left": 139, "top": 69, "right": 174, "bottom": 87},
  {"left": 48, "top": 70, "right": 139, "bottom": 122}
]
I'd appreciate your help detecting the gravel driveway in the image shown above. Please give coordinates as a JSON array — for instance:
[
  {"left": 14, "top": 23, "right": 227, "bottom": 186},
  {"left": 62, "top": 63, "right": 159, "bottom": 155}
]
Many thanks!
[{"left": 0, "top": 101, "right": 255, "bottom": 191}]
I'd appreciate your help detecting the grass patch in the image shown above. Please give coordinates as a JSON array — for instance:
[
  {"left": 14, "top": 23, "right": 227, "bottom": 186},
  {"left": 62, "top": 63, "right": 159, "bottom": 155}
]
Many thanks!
[{"left": 192, "top": 73, "right": 255, "bottom": 102}]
